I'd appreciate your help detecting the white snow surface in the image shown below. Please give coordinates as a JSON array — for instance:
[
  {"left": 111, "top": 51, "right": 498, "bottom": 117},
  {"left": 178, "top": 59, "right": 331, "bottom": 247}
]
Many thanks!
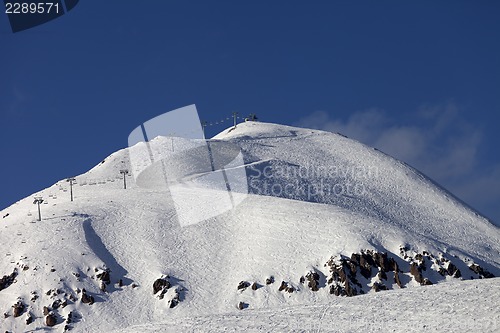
[
  {"left": 114, "top": 278, "right": 500, "bottom": 333},
  {"left": 0, "top": 121, "right": 499, "bottom": 332}
]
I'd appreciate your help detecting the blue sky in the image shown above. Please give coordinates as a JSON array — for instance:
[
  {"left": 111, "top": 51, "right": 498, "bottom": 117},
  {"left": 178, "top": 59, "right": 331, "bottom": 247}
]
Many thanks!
[{"left": 1, "top": 1, "right": 499, "bottom": 225}]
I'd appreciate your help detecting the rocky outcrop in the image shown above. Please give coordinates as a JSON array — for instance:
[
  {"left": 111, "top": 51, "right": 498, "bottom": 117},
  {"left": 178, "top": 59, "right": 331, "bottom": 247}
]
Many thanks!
[
  {"left": 168, "top": 287, "right": 181, "bottom": 308},
  {"left": 96, "top": 268, "right": 111, "bottom": 285},
  {"left": 410, "top": 261, "right": 432, "bottom": 285},
  {"left": 52, "top": 299, "right": 62, "bottom": 310},
  {"left": 325, "top": 248, "right": 451, "bottom": 295},
  {"left": 153, "top": 276, "right": 171, "bottom": 295},
  {"left": 350, "top": 253, "right": 372, "bottom": 279},
  {"left": 66, "top": 311, "right": 73, "bottom": 324},
  {"left": 80, "top": 289, "right": 94, "bottom": 305},
  {"left": 46, "top": 313, "right": 57, "bottom": 327},
  {"left": 63, "top": 311, "right": 75, "bottom": 331},
  {"left": 278, "top": 281, "right": 295, "bottom": 293},
  {"left": 410, "top": 262, "right": 424, "bottom": 284},
  {"left": 325, "top": 256, "right": 360, "bottom": 297},
  {"left": 26, "top": 312, "right": 34, "bottom": 325},
  {"left": 237, "top": 281, "right": 250, "bottom": 291},
  {"left": 350, "top": 250, "right": 395, "bottom": 279},
  {"left": 236, "top": 280, "right": 260, "bottom": 291},
  {"left": 304, "top": 270, "right": 320, "bottom": 291},
  {"left": 12, "top": 300, "right": 25, "bottom": 317},
  {"left": 0, "top": 269, "right": 18, "bottom": 291},
  {"left": 394, "top": 261, "right": 403, "bottom": 288},
  {"left": 438, "top": 261, "right": 462, "bottom": 278},
  {"left": 447, "top": 262, "right": 459, "bottom": 277},
  {"left": 239, "top": 247, "right": 495, "bottom": 307},
  {"left": 153, "top": 275, "right": 183, "bottom": 307},
  {"left": 469, "top": 264, "right": 495, "bottom": 279},
  {"left": 30, "top": 291, "right": 38, "bottom": 302},
  {"left": 372, "top": 281, "right": 388, "bottom": 292}
]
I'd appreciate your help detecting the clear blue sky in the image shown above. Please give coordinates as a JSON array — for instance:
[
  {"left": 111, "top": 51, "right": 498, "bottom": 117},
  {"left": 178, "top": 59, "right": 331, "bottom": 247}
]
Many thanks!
[{"left": 1, "top": 1, "right": 499, "bottom": 225}]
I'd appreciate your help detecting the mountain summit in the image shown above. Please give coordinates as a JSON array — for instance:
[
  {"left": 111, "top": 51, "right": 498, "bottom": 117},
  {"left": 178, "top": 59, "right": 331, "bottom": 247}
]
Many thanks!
[{"left": 1, "top": 121, "right": 498, "bottom": 332}]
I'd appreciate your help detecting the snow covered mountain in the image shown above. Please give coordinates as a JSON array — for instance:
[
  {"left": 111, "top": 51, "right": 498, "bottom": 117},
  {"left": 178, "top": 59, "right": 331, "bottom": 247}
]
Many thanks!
[{"left": 1, "top": 121, "right": 499, "bottom": 332}]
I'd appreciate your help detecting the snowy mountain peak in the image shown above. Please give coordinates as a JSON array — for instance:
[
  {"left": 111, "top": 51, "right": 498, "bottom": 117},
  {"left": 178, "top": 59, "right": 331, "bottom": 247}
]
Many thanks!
[{"left": 1, "top": 121, "right": 499, "bottom": 332}]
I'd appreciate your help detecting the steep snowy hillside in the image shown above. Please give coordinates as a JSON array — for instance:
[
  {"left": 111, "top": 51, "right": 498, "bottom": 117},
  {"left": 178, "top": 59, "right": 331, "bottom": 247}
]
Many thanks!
[{"left": 0, "top": 121, "right": 498, "bottom": 332}]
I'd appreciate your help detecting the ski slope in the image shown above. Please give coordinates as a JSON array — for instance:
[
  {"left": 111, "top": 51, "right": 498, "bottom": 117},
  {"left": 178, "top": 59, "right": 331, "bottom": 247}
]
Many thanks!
[
  {"left": 113, "top": 278, "right": 500, "bottom": 333},
  {"left": 0, "top": 121, "right": 499, "bottom": 332}
]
